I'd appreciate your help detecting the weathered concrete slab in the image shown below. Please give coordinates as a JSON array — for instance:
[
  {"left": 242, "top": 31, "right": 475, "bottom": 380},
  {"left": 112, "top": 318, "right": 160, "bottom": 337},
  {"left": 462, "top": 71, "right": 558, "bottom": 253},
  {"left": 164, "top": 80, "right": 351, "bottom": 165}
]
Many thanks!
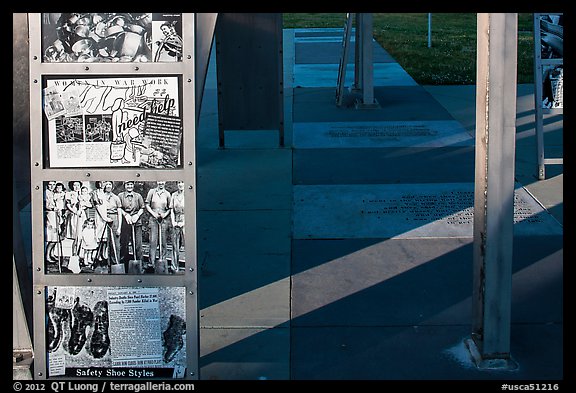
[
  {"left": 293, "top": 147, "right": 475, "bottom": 185},
  {"left": 198, "top": 210, "right": 292, "bottom": 255},
  {"left": 294, "top": 33, "right": 354, "bottom": 42},
  {"left": 295, "top": 41, "right": 395, "bottom": 64},
  {"left": 509, "top": 237, "right": 563, "bottom": 324},
  {"left": 200, "top": 327, "right": 289, "bottom": 380},
  {"left": 424, "top": 84, "right": 564, "bottom": 225},
  {"left": 294, "top": 28, "right": 349, "bottom": 36},
  {"left": 291, "top": 236, "right": 562, "bottom": 327},
  {"left": 293, "top": 183, "right": 563, "bottom": 239},
  {"left": 200, "top": 279, "right": 290, "bottom": 328},
  {"left": 293, "top": 120, "right": 473, "bottom": 149},
  {"left": 291, "top": 237, "right": 474, "bottom": 326},
  {"left": 290, "top": 324, "right": 563, "bottom": 380},
  {"left": 293, "top": 86, "right": 455, "bottom": 123},
  {"left": 294, "top": 63, "right": 417, "bottom": 88},
  {"left": 199, "top": 253, "right": 290, "bottom": 327},
  {"left": 197, "top": 149, "right": 292, "bottom": 210}
]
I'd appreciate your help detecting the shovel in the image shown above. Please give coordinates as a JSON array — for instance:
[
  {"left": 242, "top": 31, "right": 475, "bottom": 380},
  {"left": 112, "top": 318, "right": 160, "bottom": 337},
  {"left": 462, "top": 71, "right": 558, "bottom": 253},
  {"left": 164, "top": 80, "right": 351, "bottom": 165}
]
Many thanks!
[
  {"left": 128, "top": 223, "right": 143, "bottom": 274},
  {"left": 108, "top": 223, "right": 125, "bottom": 274},
  {"left": 68, "top": 237, "right": 82, "bottom": 274},
  {"left": 67, "top": 212, "right": 84, "bottom": 274},
  {"left": 55, "top": 213, "right": 63, "bottom": 274},
  {"left": 92, "top": 221, "right": 109, "bottom": 274},
  {"left": 154, "top": 219, "right": 168, "bottom": 274}
]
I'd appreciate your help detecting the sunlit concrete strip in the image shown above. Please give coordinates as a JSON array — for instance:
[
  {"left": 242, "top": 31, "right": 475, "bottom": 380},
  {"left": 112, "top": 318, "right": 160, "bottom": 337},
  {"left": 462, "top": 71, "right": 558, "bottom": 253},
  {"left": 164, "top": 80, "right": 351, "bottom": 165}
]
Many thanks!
[
  {"left": 293, "top": 120, "right": 473, "bottom": 149},
  {"left": 200, "top": 327, "right": 290, "bottom": 380},
  {"left": 294, "top": 63, "right": 418, "bottom": 87},
  {"left": 293, "top": 184, "right": 562, "bottom": 240},
  {"left": 199, "top": 238, "right": 562, "bottom": 358},
  {"left": 200, "top": 277, "right": 290, "bottom": 328},
  {"left": 290, "top": 237, "right": 471, "bottom": 321},
  {"left": 200, "top": 238, "right": 469, "bottom": 349},
  {"left": 509, "top": 248, "right": 563, "bottom": 323},
  {"left": 421, "top": 244, "right": 563, "bottom": 327},
  {"left": 200, "top": 266, "right": 290, "bottom": 328}
]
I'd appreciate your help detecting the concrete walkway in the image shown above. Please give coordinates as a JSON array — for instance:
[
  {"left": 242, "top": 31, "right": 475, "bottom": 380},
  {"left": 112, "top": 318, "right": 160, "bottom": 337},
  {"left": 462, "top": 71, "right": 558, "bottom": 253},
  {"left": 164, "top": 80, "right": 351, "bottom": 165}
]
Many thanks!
[
  {"left": 196, "top": 28, "right": 563, "bottom": 380},
  {"left": 13, "top": 26, "right": 563, "bottom": 382}
]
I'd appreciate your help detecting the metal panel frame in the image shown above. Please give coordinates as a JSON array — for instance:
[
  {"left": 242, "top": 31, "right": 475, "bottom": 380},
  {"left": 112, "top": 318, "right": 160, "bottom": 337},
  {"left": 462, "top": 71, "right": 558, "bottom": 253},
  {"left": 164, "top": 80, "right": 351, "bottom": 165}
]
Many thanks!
[
  {"left": 336, "top": 13, "right": 354, "bottom": 107},
  {"left": 27, "top": 13, "right": 199, "bottom": 380},
  {"left": 533, "top": 13, "right": 563, "bottom": 180}
]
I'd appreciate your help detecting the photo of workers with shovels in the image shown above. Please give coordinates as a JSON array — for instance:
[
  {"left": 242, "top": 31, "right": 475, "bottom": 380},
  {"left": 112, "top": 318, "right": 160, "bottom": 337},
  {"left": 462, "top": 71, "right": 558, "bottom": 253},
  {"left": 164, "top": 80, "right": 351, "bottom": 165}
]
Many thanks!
[{"left": 43, "top": 180, "right": 185, "bottom": 275}]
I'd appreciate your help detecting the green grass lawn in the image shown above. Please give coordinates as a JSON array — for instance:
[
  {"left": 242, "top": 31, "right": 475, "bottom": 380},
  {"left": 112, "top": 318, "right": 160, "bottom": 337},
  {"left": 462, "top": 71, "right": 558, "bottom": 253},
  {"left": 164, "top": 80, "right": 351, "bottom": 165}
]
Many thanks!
[{"left": 283, "top": 13, "right": 535, "bottom": 85}]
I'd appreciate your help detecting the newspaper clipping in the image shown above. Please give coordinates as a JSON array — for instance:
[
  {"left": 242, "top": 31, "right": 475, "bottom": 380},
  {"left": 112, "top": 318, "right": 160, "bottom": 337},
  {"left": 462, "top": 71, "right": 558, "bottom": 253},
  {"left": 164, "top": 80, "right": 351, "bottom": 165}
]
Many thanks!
[
  {"left": 41, "top": 13, "right": 183, "bottom": 63},
  {"left": 44, "top": 76, "right": 182, "bottom": 168},
  {"left": 46, "top": 286, "right": 187, "bottom": 379}
]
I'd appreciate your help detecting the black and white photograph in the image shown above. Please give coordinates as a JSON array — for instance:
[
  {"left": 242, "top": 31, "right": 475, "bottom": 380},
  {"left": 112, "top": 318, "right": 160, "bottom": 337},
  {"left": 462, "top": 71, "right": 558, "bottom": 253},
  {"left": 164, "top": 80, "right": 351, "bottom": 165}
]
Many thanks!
[
  {"left": 542, "top": 64, "right": 563, "bottom": 109},
  {"left": 42, "top": 13, "right": 156, "bottom": 63},
  {"left": 43, "top": 76, "right": 183, "bottom": 168},
  {"left": 46, "top": 286, "right": 186, "bottom": 378},
  {"left": 151, "top": 14, "right": 183, "bottom": 62},
  {"left": 41, "top": 13, "right": 185, "bottom": 63},
  {"left": 539, "top": 14, "right": 563, "bottom": 59},
  {"left": 43, "top": 180, "right": 186, "bottom": 275}
]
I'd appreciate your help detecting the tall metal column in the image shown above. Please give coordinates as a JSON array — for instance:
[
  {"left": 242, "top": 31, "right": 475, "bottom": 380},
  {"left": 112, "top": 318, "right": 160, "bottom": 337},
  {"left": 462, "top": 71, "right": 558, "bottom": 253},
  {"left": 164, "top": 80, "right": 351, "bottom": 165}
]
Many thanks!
[
  {"left": 353, "top": 13, "right": 361, "bottom": 92},
  {"left": 354, "top": 13, "right": 378, "bottom": 108},
  {"left": 466, "top": 13, "right": 518, "bottom": 370}
]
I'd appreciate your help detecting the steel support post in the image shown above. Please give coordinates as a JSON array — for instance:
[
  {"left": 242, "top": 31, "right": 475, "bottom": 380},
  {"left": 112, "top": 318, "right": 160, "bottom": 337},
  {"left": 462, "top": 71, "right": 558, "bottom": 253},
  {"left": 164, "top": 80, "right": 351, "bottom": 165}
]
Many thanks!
[
  {"left": 352, "top": 13, "right": 362, "bottom": 93},
  {"left": 427, "top": 13, "right": 432, "bottom": 48},
  {"left": 466, "top": 13, "right": 519, "bottom": 370},
  {"left": 533, "top": 13, "right": 547, "bottom": 180},
  {"left": 355, "top": 13, "right": 378, "bottom": 108}
]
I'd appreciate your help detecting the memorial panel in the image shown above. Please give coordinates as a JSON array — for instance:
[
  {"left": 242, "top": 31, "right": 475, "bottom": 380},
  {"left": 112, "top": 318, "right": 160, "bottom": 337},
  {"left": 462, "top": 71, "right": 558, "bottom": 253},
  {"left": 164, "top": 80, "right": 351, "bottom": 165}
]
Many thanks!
[
  {"left": 43, "top": 76, "right": 183, "bottom": 168},
  {"left": 29, "top": 12, "right": 199, "bottom": 381},
  {"left": 293, "top": 183, "right": 563, "bottom": 239},
  {"left": 45, "top": 286, "right": 187, "bottom": 379},
  {"left": 293, "top": 120, "right": 473, "bottom": 148}
]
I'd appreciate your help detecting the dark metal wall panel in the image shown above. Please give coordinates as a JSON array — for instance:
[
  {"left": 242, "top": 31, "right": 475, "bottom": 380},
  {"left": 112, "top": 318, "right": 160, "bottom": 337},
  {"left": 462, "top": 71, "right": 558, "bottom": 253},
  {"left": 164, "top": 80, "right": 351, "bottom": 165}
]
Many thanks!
[
  {"left": 215, "top": 13, "right": 283, "bottom": 134},
  {"left": 13, "top": 13, "right": 31, "bottom": 207},
  {"left": 195, "top": 13, "right": 218, "bottom": 118}
]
